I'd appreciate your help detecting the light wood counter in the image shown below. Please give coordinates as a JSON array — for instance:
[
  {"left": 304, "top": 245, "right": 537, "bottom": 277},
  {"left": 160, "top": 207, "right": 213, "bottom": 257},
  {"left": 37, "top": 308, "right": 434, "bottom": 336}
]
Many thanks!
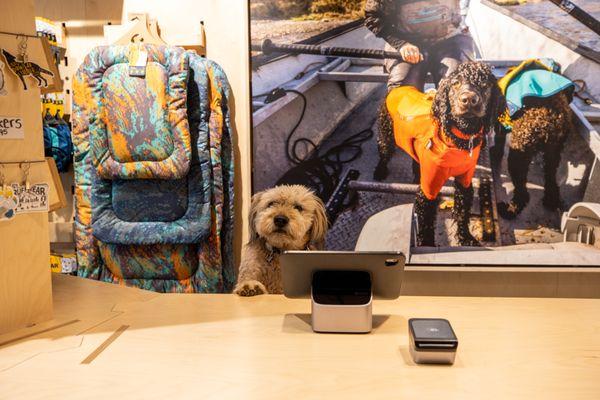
[{"left": 0, "top": 274, "right": 599, "bottom": 399}]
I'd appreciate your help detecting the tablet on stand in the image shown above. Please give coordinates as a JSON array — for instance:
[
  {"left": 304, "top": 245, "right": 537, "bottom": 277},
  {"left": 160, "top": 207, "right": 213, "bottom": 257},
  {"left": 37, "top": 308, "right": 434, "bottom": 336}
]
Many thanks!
[{"left": 281, "top": 251, "right": 405, "bottom": 333}]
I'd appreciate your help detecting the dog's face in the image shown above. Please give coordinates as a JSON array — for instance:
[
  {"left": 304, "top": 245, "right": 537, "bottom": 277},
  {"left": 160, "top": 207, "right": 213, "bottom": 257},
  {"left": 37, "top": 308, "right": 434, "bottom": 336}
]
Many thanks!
[
  {"left": 249, "top": 185, "right": 328, "bottom": 250},
  {"left": 433, "top": 61, "right": 506, "bottom": 135},
  {"left": 446, "top": 71, "right": 491, "bottom": 119}
]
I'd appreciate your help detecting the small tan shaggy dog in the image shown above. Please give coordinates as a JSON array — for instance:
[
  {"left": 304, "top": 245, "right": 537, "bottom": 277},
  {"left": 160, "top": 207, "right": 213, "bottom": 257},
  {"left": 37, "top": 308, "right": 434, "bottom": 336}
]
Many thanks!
[{"left": 234, "top": 185, "right": 328, "bottom": 296}]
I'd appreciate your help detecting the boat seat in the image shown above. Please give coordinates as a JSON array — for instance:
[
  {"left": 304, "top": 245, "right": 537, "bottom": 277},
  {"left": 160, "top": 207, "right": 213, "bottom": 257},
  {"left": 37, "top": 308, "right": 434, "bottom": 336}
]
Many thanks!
[
  {"left": 355, "top": 204, "right": 414, "bottom": 257},
  {"left": 561, "top": 202, "right": 600, "bottom": 247}
]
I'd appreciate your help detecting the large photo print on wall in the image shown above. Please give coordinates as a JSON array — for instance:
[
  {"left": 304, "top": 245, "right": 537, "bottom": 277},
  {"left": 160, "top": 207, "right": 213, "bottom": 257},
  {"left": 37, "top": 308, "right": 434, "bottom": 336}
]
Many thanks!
[{"left": 249, "top": 0, "right": 600, "bottom": 266}]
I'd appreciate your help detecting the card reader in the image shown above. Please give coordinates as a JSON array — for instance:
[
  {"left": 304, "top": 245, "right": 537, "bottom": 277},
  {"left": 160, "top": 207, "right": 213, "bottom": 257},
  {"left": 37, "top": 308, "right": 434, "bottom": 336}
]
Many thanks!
[{"left": 408, "top": 318, "right": 458, "bottom": 364}]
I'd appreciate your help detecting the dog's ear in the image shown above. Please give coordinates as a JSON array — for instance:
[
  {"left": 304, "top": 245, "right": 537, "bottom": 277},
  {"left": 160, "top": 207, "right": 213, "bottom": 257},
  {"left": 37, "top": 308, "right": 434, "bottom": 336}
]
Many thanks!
[
  {"left": 309, "top": 195, "right": 329, "bottom": 249},
  {"left": 431, "top": 75, "right": 453, "bottom": 133},
  {"left": 248, "top": 192, "right": 263, "bottom": 242},
  {"left": 484, "top": 76, "right": 508, "bottom": 135}
]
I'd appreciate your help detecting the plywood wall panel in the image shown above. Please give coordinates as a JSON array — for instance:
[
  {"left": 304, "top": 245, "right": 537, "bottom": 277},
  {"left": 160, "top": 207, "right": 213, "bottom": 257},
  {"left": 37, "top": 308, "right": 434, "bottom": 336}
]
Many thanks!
[{"left": 0, "top": 0, "right": 53, "bottom": 334}]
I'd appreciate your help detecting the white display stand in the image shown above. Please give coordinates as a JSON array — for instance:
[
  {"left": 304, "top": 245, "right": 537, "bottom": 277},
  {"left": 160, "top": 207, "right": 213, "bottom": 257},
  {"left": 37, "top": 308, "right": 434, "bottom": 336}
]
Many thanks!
[{"left": 310, "top": 270, "right": 373, "bottom": 333}]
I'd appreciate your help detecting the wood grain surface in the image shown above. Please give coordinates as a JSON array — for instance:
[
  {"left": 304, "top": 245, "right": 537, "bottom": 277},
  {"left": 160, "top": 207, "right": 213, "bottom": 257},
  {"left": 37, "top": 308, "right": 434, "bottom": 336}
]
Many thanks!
[
  {"left": 0, "top": 274, "right": 599, "bottom": 399},
  {"left": 0, "top": 0, "right": 54, "bottom": 335}
]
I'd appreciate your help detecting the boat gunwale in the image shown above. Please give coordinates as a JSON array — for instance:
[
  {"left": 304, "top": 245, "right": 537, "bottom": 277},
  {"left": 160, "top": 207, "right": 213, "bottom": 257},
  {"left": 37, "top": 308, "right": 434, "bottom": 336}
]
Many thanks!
[{"left": 480, "top": 0, "right": 600, "bottom": 65}]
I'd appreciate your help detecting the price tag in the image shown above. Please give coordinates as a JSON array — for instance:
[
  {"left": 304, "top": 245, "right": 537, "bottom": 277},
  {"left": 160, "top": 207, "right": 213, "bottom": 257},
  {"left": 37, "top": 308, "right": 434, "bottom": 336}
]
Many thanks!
[{"left": 0, "top": 116, "right": 24, "bottom": 139}]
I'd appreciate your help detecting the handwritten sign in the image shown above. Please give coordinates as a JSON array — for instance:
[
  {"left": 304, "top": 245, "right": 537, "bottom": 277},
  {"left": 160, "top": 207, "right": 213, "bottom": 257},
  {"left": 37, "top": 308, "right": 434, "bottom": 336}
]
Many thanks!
[
  {"left": 11, "top": 183, "right": 49, "bottom": 213},
  {"left": 0, "top": 116, "right": 24, "bottom": 139}
]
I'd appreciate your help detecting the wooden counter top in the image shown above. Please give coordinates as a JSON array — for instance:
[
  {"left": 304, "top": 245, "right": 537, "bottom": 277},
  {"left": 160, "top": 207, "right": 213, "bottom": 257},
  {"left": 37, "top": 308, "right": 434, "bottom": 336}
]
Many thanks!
[{"left": 1, "top": 274, "right": 599, "bottom": 399}]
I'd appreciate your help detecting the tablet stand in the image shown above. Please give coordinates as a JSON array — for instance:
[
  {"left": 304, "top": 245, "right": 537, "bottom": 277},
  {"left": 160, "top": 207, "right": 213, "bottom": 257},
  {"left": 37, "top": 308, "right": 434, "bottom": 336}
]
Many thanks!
[{"left": 310, "top": 270, "right": 373, "bottom": 333}]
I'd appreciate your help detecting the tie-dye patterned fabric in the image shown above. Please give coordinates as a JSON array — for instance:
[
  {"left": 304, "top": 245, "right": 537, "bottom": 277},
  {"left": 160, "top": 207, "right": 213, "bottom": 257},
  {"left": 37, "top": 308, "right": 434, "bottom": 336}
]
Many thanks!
[
  {"left": 72, "top": 44, "right": 235, "bottom": 293},
  {"left": 187, "top": 53, "right": 236, "bottom": 293}
]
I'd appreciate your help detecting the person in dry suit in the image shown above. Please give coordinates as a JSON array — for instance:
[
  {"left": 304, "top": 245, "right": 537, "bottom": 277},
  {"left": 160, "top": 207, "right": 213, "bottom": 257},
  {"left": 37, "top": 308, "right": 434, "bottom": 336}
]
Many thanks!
[{"left": 365, "top": 0, "right": 473, "bottom": 89}]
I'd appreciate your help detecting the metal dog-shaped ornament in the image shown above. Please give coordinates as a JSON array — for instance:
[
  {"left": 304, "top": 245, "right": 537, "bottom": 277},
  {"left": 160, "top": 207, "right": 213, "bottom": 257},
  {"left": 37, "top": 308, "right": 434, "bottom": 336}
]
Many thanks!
[{"left": 2, "top": 49, "right": 54, "bottom": 90}]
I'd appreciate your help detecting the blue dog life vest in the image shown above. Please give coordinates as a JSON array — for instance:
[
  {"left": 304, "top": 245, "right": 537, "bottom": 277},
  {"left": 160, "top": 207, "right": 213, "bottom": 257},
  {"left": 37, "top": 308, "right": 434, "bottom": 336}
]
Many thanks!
[
  {"left": 505, "top": 69, "right": 574, "bottom": 117},
  {"left": 497, "top": 58, "right": 574, "bottom": 129}
]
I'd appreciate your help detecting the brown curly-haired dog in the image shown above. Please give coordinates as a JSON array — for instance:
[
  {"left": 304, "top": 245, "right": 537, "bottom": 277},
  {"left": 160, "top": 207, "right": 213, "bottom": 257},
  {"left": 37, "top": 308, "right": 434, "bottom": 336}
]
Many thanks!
[
  {"left": 234, "top": 185, "right": 328, "bottom": 296},
  {"left": 375, "top": 61, "right": 506, "bottom": 247},
  {"left": 498, "top": 92, "right": 575, "bottom": 219}
]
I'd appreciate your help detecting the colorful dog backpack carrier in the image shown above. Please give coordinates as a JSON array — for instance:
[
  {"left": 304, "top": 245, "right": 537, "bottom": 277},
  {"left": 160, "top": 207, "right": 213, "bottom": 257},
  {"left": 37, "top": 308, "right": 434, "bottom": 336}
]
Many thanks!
[{"left": 72, "top": 45, "right": 235, "bottom": 293}]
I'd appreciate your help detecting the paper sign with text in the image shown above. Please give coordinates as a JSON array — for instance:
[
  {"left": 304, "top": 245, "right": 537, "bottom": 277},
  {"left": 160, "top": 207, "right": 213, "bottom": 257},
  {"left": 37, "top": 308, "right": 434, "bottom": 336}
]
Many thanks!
[
  {"left": 0, "top": 116, "right": 24, "bottom": 139},
  {"left": 11, "top": 183, "right": 49, "bottom": 213}
]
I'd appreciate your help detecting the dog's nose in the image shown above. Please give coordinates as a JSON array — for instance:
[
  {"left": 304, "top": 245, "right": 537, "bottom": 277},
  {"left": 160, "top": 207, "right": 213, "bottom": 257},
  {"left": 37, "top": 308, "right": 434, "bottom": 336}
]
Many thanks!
[
  {"left": 459, "top": 91, "right": 480, "bottom": 107},
  {"left": 274, "top": 215, "right": 289, "bottom": 228}
]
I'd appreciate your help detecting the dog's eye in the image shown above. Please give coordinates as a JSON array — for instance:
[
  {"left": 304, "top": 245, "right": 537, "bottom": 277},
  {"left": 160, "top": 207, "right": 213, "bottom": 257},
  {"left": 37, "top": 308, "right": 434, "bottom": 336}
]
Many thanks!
[
  {"left": 451, "top": 79, "right": 460, "bottom": 87},
  {"left": 267, "top": 201, "right": 276, "bottom": 208},
  {"left": 294, "top": 204, "right": 303, "bottom": 212}
]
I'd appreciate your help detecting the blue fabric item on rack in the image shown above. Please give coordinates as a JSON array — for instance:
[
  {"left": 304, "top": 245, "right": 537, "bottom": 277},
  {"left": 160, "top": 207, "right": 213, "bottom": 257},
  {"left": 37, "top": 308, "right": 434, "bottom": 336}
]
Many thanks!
[{"left": 43, "top": 117, "right": 73, "bottom": 172}]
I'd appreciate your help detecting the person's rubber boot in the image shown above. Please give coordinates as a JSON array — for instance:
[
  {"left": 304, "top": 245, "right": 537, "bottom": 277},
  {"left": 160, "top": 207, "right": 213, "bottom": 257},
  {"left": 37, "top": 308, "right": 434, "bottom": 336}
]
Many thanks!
[
  {"left": 414, "top": 189, "right": 438, "bottom": 247},
  {"left": 453, "top": 182, "right": 480, "bottom": 247}
]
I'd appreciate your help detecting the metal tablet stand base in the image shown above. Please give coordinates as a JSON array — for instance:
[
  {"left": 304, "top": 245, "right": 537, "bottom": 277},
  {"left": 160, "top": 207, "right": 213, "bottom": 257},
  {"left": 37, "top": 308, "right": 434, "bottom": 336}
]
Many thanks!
[{"left": 310, "top": 270, "right": 373, "bottom": 333}]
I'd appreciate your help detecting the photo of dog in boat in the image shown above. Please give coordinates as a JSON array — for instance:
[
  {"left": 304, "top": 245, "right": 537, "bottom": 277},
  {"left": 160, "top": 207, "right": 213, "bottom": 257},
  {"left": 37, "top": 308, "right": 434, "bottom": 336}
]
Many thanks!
[{"left": 249, "top": 0, "right": 594, "bottom": 259}]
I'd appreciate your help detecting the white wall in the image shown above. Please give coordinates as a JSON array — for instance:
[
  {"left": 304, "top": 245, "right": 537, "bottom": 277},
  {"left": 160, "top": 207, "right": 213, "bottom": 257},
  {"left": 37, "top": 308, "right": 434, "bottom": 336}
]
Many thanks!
[{"left": 35, "top": 0, "right": 253, "bottom": 266}]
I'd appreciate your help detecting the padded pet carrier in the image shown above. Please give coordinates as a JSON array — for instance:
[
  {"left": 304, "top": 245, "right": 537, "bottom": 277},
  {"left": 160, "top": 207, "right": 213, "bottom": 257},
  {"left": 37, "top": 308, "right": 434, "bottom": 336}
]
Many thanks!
[{"left": 72, "top": 44, "right": 235, "bottom": 292}]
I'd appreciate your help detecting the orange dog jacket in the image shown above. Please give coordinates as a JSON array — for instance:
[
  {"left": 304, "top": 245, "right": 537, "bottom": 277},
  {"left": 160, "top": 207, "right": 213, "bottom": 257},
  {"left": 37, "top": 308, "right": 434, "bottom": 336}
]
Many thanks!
[{"left": 386, "top": 86, "right": 482, "bottom": 200}]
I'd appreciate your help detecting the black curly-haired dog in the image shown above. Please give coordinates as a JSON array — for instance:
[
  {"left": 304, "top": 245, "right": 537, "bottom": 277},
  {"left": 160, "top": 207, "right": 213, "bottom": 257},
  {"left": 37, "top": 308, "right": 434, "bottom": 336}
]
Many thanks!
[
  {"left": 497, "top": 92, "right": 574, "bottom": 219},
  {"left": 375, "top": 61, "right": 506, "bottom": 246}
]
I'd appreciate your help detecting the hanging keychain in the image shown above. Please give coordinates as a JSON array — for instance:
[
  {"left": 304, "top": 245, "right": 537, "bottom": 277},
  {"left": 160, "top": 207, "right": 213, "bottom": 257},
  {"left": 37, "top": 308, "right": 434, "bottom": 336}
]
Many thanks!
[
  {"left": 20, "top": 161, "right": 30, "bottom": 190},
  {"left": 2, "top": 34, "right": 54, "bottom": 90},
  {"left": 0, "top": 58, "right": 7, "bottom": 96},
  {"left": 0, "top": 165, "right": 6, "bottom": 193}
]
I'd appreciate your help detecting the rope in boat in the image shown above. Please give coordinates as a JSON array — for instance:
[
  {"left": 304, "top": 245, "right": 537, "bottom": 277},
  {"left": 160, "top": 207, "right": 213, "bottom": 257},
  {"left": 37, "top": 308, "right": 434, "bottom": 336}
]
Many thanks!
[
  {"left": 255, "top": 87, "right": 373, "bottom": 201},
  {"left": 572, "top": 79, "right": 593, "bottom": 105},
  {"left": 277, "top": 88, "right": 373, "bottom": 202}
]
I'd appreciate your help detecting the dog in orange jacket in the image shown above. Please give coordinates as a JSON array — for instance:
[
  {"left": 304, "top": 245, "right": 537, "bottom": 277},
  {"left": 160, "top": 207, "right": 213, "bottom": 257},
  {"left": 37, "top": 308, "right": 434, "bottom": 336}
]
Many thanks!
[{"left": 377, "top": 61, "right": 506, "bottom": 247}]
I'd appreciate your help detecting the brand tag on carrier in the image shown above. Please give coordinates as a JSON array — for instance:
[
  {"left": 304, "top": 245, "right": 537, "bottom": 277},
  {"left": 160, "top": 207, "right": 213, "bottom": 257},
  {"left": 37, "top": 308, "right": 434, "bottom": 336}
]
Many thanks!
[{"left": 129, "top": 50, "right": 148, "bottom": 77}]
